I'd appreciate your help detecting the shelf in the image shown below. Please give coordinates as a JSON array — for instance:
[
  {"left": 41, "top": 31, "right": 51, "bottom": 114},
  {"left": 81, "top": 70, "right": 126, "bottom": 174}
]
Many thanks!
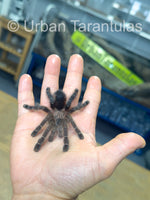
[
  {"left": 0, "top": 42, "right": 22, "bottom": 57},
  {"left": 0, "top": 59, "right": 17, "bottom": 75},
  {"left": 0, "top": 16, "right": 35, "bottom": 80}
]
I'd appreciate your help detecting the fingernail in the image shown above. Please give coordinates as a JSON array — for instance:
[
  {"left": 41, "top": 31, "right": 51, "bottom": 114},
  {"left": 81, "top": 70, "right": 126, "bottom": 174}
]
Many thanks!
[
  {"left": 140, "top": 138, "right": 146, "bottom": 148},
  {"left": 50, "top": 54, "right": 60, "bottom": 64},
  {"left": 68, "top": 54, "right": 83, "bottom": 72},
  {"left": 88, "top": 76, "right": 101, "bottom": 90}
]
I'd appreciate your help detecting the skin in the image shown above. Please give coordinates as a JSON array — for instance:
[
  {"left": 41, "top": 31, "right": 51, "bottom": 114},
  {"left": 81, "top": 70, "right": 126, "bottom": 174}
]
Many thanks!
[{"left": 11, "top": 54, "right": 146, "bottom": 200}]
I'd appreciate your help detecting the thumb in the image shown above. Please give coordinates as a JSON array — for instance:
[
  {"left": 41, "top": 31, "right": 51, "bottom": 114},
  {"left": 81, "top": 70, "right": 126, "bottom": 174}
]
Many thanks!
[{"left": 96, "top": 133, "right": 146, "bottom": 180}]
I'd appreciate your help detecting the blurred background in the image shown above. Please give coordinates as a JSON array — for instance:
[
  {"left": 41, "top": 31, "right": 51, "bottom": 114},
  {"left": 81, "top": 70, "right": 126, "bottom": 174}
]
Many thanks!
[
  {"left": 0, "top": 0, "right": 150, "bottom": 182},
  {"left": 0, "top": 0, "right": 150, "bottom": 199}
]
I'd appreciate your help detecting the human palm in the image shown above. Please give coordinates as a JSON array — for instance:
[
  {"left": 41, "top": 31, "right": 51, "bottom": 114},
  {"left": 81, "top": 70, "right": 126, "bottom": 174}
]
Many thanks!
[{"left": 10, "top": 55, "right": 145, "bottom": 200}]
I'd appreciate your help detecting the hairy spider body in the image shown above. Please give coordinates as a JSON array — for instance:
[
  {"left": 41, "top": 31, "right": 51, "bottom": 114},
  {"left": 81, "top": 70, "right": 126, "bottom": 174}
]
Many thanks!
[{"left": 23, "top": 87, "right": 89, "bottom": 152}]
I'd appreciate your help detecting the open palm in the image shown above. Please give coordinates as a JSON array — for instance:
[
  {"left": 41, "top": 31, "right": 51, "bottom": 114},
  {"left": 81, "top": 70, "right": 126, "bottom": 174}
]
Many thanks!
[{"left": 10, "top": 55, "right": 145, "bottom": 200}]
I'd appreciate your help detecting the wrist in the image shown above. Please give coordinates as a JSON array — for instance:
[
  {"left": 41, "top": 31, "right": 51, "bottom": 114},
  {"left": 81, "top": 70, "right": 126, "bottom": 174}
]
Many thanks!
[
  {"left": 12, "top": 193, "right": 78, "bottom": 200},
  {"left": 12, "top": 194, "right": 54, "bottom": 200}
]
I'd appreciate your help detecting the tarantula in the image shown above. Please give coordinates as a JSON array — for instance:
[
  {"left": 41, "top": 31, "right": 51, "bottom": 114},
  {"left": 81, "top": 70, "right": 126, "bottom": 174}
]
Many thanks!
[{"left": 23, "top": 87, "right": 89, "bottom": 152}]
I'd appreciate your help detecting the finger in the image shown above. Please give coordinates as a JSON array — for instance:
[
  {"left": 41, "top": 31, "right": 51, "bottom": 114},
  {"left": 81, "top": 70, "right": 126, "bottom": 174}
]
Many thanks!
[
  {"left": 18, "top": 74, "right": 34, "bottom": 117},
  {"left": 41, "top": 55, "right": 61, "bottom": 107},
  {"left": 96, "top": 133, "right": 146, "bottom": 180},
  {"left": 63, "top": 54, "right": 84, "bottom": 106},
  {"left": 80, "top": 76, "right": 101, "bottom": 134}
]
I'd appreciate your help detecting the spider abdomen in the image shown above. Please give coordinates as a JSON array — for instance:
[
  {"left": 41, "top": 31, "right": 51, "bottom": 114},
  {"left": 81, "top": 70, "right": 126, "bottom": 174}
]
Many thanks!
[{"left": 54, "top": 111, "right": 67, "bottom": 138}]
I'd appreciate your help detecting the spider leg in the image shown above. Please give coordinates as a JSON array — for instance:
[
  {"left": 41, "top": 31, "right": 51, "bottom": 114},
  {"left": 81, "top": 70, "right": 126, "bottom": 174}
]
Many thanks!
[
  {"left": 34, "top": 125, "right": 51, "bottom": 152},
  {"left": 63, "top": 122, "right": 69, "bottom": 152},
  {"left": 23, "top": 104, "right": 50, "bottom": 113},
  {"left": 68, "top": 100, "right": 89, "bottom": 113},
  {"left": 46, "top": 87, "right": 55, "bottom": 109},
  {"left": 65, "top": 89, "right": 78, "bottom": 110},
  {"left": 67, "top": 115, "right": 84, "bottom": 139},
  {"left": 48, "top": 128, "right": 56, "bottom": 142},
  {"left": 31, "top": 115, "right": 50, "bottom": 137},
  {"left": 57, "top": 126, "right": 63, "bottom": 138}
]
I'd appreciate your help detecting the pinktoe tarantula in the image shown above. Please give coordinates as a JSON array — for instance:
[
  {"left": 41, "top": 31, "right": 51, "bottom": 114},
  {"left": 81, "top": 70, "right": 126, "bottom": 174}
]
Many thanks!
[{"left": 23, "top": 87, "right": 89, "bottom": 152}]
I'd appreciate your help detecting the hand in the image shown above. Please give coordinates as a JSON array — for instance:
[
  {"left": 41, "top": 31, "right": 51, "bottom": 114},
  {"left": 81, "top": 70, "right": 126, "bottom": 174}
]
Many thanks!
[{"left": 10, "top": 54, "right": 146, "bottom": 200}]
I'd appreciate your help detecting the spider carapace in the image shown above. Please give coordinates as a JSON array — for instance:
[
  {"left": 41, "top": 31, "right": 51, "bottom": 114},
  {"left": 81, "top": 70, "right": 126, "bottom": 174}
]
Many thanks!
[{"left": 23, "top": 87, "right": 89, "bottom": 152}]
